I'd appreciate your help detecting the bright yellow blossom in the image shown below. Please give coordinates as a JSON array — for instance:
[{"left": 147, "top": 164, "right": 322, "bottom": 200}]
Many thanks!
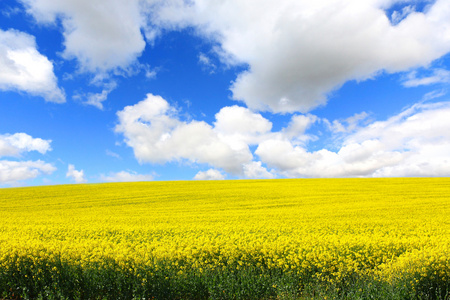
[{"left": 0, "top": 178, "right": 449, "bottom": 295}]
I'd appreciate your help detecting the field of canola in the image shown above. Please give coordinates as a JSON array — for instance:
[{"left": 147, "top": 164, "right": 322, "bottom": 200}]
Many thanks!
[{"left": 0, "top": 178, "right": 449, "bottom": 299}]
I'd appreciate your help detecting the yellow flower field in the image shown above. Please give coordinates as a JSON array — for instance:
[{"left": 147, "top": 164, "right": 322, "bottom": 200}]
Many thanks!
[{"left": 0, "top": 178, "right": 449, "bottom": 299}]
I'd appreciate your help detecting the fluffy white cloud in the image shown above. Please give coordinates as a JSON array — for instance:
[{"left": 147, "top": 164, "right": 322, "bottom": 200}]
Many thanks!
[
  {"left": 257, "top": 139, "right": 404, "bottom": 177},
  {"left": 194, "top": 169, "right": 225, "bottom": 180},
  {"left": 0, "top": 132, "right": 55, "bottom": 185},
  {"left": 100, "top": 170, "right": 153, "bottom": 182},
  {"left": 281, "top": 114, "right": 319, "bottom": 145},
  {"left": 146, "top": 0, "right": 450, "bottom": 113},
  {"left": 0, "top": 29, "right": 65, "bottom": 103},
  {"left": 257, "top": 102, "right": 450, "bottom": 177},
  {"left": 0, "top": 160, "right": 56, "bottom": 185},
  {"left": 15, "top": 0, "right": 450, "bottom": 111},
  {"left": 0, "top": 133, "right": 52, "bottom": 157},
  {"left": 243, "top": 161, "right": 275, "bottom": 179},
  {"left": 117, "top": 93, "right": 450, "bottom": 178},
  {"left": 115, "top": 94, "right": 274, "bottom": 176},
  {"left": 214, "top": 105, "right": 272, "bottom": 136},
  {"left": 213, "top": 105, "right": 273, "bottom": 153},
  {"left": 17, "top": 0, "right": 450, "bottom": 112},
  {"left": 21, "top": 0, "right": 146, "bottom": 73},
  {"left": 66, "top": 164, "right": 87, "bottom": 183}
]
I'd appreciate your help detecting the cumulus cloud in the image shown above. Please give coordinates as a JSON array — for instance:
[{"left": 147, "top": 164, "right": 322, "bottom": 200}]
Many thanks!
[
  {"left": 0, "top": 160, "right": 56, "bottom": 185},
  {"left": 243, "top": 161, "right": 276, "bottom": 179},
  {"left": 15, "top": 0, "right": 450, "bottom": 111},
  {"left": 116, "top": 93, "right": 450, "bottom": 178},
  {"left": 256, "top": 102, "right": 450, "bottom": 177},
  {"left": 115, "top": 94, "right": 273, "bottom": 176},
  {"left": 281, "top": 114, "right": 319, "bottom": 145},
  {"left": 194, "top": 169, "right": 225, "bottom": 180},
  {"left": 214, "top": 105, "right": 272, "bottom": 136},
  {"left": 256, "top": 139, "right": 402, "bottom": 178},
  {"left": 0, "top": 29, "right": 65, "bottom": 103},
  {"left": 0, "top": 132, "right": 55, "bottom": 185},
  {"left": 100, "top": 170, "right": 153, "bottom": 182},
  {"left": 0, "top": 133, "right": 52, "bottom": 157},
  {"left": 17, "top": 0, "right": 450, "bottom": 112},
  {"left": 21, "top": 0, "right": 146, "bottom": 73},
  {"left": 213, "top": 105, "right": 273, "bottom": 151},
  {"left": 146, "top": 0, "right": 450, "bottom": 113},
  {"left": 66, "top": 164, "right": 87, "bottom": 183}
]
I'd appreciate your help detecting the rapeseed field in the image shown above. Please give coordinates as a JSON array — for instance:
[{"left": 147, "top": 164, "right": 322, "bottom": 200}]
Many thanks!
[{"left": 0, "top": 178, "right": 449, "bottom": 299}]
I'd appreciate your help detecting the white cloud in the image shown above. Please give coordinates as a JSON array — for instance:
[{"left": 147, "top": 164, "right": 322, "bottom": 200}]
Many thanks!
[
  {"left": 0, "top": 133, "right": 52, "bottom": 157},
  {"left": 0, "top": 132, "right": 55, "bottom": 185},
  {"left": 117, "top": 93, "right": 450, "bottom": 178},
  {"left": 84, "top": 89, "right": 110, "bottom": 110},
  {"left": 281, "top": 114, "right": 319, "bottom": 145},
  {"left": 329, "top": 112, "right": 370, "bottom": 134},
  {"left": 213, "top": 105, "right": 273, "bottom": 151},
  {"left": 256, "top": 101, "right": 450, "bottom": 177},
  {"left": 66, "top": 164, "right": 87, "bottom": 183},
  {"left": 214, "top": 105, "right": 272, "bottom": 136},
  {"left": 14, "top": 0, "right": 450, "bottom": 112},
  {"left": 194, "top": 169, "right": 225, "bottom": 180},
  {"left": 16, "top": 0, "right": 450, "bottom": 113},
  {"left": 73, "top": 81, "right": 117, "bottom": 110},
  {"left": 243, "top": 161, "right": 275, "bottom": 179},
  {"left": 402, "top": 69, "right": 450, "bottom": 87},
  {"left": 106, "top": 149, "right": 121, "bottom": 159},
  {"left": 21, "top": 0, "right": 146, "bottom": 73},
  {"left": 0, "top": 160, "right": 56, "bottom": 185},
  {"left": 198, "top": 52, "right": 217, "bottom": 73},
  {"left": 257, "top": 138, "right": 404, "bottom": 178},
  {"left": 115, "top": 94, "right": 273, "bottom": 176},
  {"left": 146, "top": 0, "right": 450, "bottom": 113},
  {"left": 422, "top": 89, "right": 446, "bottom": 101},
  {"left": 391, "top": 5, "right": 415, "bottom": 25},
  {"left": 2, "top": 5, "right": 21, "bottom": 18},
  {"left": 143, "top": 64, "right": 158, "bottom": 79},
  {"left": 100, "top": 170, "right": 153, "bottom": 182},
  {"left": 0, "top": 29, "right": 65, "bottom": 103}
]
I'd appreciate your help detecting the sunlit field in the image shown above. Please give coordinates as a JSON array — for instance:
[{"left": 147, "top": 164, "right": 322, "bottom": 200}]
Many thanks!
[{"left": 1, "top": 178, "right": 449, "bottom": 299}]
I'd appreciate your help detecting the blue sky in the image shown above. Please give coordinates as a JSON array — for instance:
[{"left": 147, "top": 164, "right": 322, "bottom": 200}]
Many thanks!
[{"left": 1, "top": 0, "right": 450, "bottom": 186}]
